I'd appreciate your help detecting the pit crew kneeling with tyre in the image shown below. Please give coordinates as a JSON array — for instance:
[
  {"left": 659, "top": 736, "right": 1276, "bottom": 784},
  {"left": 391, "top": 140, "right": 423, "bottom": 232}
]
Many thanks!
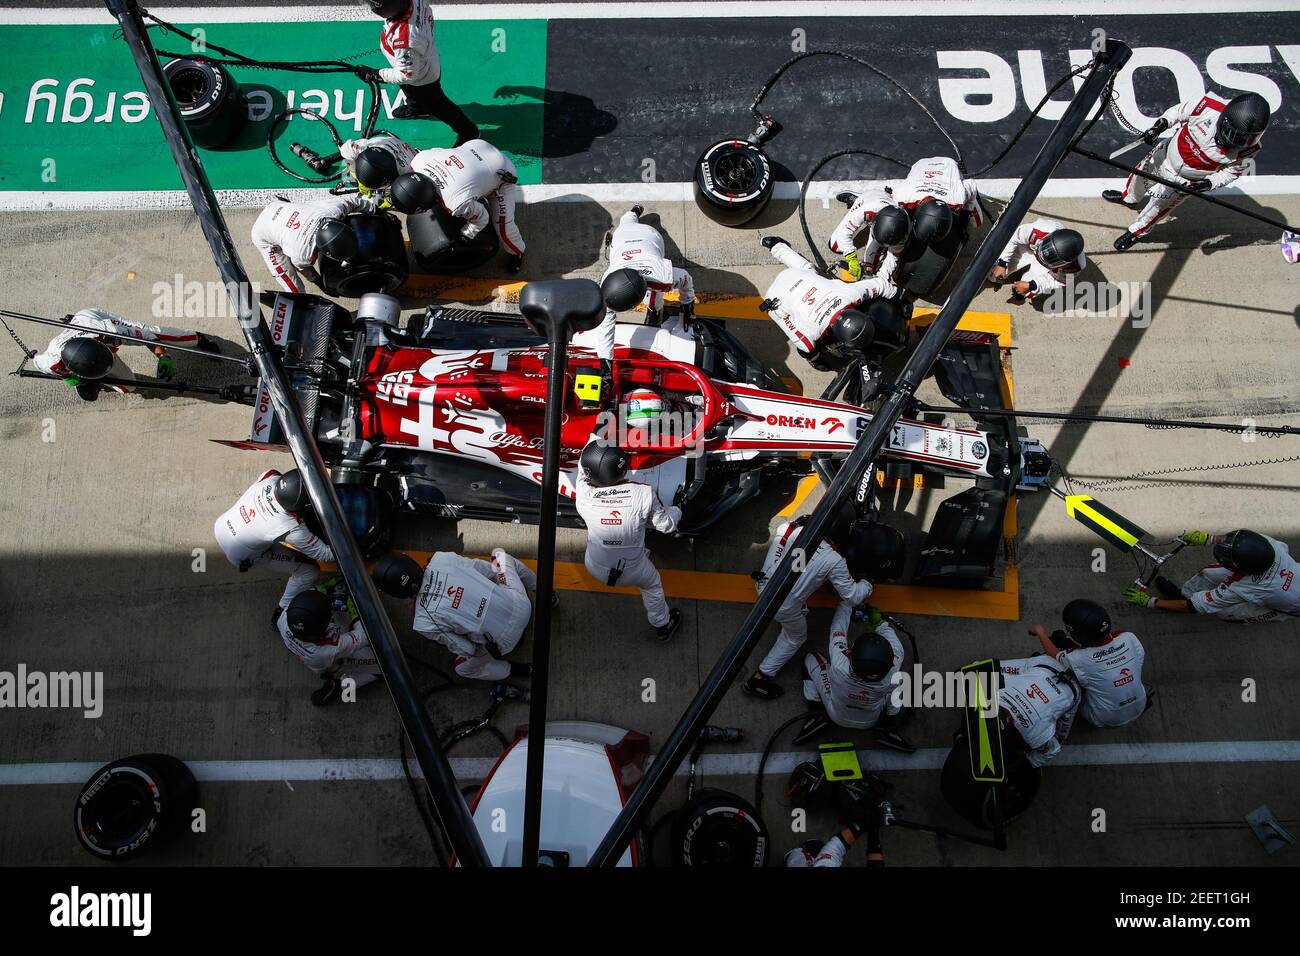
[
  {"left": 279, "top": 590, "right": 383, "bottom": 706},
  {"left": 251, "top": 195, "right": 374, "bottom": 293},
  {"left": 758, "top": 236, "right": 900, "bottom": 372},
  {"left": 372, "top": 550, "right": 537, "bottom": 682}
]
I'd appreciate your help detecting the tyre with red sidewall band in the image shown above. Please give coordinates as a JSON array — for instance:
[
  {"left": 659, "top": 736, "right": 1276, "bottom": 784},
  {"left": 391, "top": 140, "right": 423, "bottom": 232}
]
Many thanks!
[
  {"left": 693, "top": 139, "right": 774, "bottom": 227},
  {"left": 73, "top": 754, "right": 199, "bottom": 860}
]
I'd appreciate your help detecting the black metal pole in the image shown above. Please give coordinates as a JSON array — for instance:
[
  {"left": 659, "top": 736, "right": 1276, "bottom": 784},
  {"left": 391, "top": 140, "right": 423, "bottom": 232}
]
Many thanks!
[
  {"left": 520, "top": 323, "right": 570, "bottom": 867},
  {"left": 588, "top": 42, "right": 1132, "bottom": 868},
  {"left": 104, "top": 0, "right": 489, "bottom": 866},
  {"left": 16, "top": 368, "right": 228, "bottom": 396},
  {"left": 914, "top": 402, "right": 1300, "bottom": 437},
  {"left": 0, "top": 309, "right": 249, "bottom": 366},
  {"left": 1072, "top": 146, "right": 1296, "bottom": 234}
]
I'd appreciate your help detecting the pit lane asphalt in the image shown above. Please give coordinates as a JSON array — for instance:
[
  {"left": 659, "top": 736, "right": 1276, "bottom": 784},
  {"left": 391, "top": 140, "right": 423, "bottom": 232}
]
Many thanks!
[{"left": 0, "top": 193, "right": 1297, "bottom": 866}]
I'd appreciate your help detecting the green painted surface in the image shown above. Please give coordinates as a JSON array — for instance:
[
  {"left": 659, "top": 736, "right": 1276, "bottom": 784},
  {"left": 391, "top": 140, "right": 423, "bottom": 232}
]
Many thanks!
[{"left": 0, "top": 19, "right": 547, "bottom": 191}]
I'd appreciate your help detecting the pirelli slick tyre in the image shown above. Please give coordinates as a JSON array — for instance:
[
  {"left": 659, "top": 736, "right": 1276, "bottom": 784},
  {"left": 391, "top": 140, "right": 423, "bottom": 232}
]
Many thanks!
[
  {"left": 74, "top": 754, "right": 199, "bottom": 860},
  {"left": 670, "top": 789, "right": 769, "bottom": 867},
  {"left": 693, "top": 140, "right": 774, "bottom": 227},
  {"left": 163, "top": 57, "right": 246, "bottom": 150},
  {"left": 406, "top": 205, "right": 500, "bottom": 274},
  {"left": 318, "top": 212, "right": 409, "bottom": 297},
  {"left": 939, "top": 734, "right": 1040, "bottom": 830}
]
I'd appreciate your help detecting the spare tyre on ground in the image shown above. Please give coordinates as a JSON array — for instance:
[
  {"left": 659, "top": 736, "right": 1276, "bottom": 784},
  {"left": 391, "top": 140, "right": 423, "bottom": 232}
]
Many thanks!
[
  {"left": 162, "top": 57, "right": 246, "bottom": 150},
  {"left": 693, "top": 139, "right": 774, "bottom": 227},
  {"left": 670, "top": 789, "right": 769, "bottom": 866},
  {"left": 74, "top": 753, "right": 199, "bottom": 860}
]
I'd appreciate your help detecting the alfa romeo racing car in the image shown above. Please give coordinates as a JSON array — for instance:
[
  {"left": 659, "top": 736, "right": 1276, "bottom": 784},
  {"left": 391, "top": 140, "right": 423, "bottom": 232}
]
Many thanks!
[{"left": 216, "top": 292, "right": 1014, "bottom": 562}]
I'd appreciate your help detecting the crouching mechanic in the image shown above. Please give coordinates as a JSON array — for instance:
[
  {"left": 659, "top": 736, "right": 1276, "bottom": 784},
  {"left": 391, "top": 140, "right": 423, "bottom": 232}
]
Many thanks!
[
  {"left": 373, "top": 550, "right": 536, "bottom": 681},
  {"left": 251, "top": 195, "right": 372, "bottom": 293},
  {"left": 404, "top": 138, "right": 526, "bottom": 272},
  {"left": 990, "top": 220, "right": 1085, "bottom": 305},
  {"left": 893, "top": 156, "right": 984, "bottom": 232},
  {"left": 759, "top": 235, "right": 900, "bottom": 372},
  {"left": 574, "top": 440, "right": 682, "bottom": 640},
  {"left": 828, "top": 188, "right": 909, "bottom": 282},
  {"left": 573, "top": 206, "right": 697, "bottom": 361},
  {"left": 796, "top": 603, "right": 912, "bottom": 751},
  {"left": 338, "top": 133, "right": 418, "bottom": 201},
  {"left": 997, "top": 655, "right": 1080, "bottom": 767},
  {"left": 743, "top": 516, "right": 874, "bottom": 700},
  {"left": 213, "top": 469, "right": 335, "bottom": 629},
  {"left": 1031, "top": 599, "right": 1148, "bottom": 728},
  {"left": 786, "top": 819, "right": 885, "bottom": 868},
  {"left": 279, "top": 590, "right": 382, "bottom": 706},
  {"left": 1104, "top": 92, "right": 1270, "bottom": 251},
  {"left": 32, "top": 307, "right": 218, "bottom": 401},
  {"left": 1125, "top": 528, "right": 1300, "bottom": 623}
]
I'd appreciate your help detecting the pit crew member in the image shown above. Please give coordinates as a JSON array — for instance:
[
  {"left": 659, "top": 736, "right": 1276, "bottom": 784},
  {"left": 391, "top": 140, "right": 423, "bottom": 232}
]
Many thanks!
[
  {"left": 355, "top": 0, "right": 479, "bottom": 143},
  {"left": 279, "top": 590, "right": 382, "bottom": 706},
  {"left": 1030, "top": 599, "right": 1148, "bottom": 728},
  {"left": 997, "top": 655, "right": 1080, "bottom": 768},
  {"left": 989, "top": 219, "right": 1086, "bottom": 304},
  {"left": 32, "top": 307, "right": 217, "bottom": 401},
  {"left": 250, "top": 196, "right": 372, "bottom": 293},
  {"left": 1124, "top": 528, "right": 1300, "bottom": 623},
  {"left": 827, "top": 188, "right": 909, "bottom": 282},
  {"left": 758, "top": 236, "right": 900, "bottom": 371},
  {"left": 213, "top": 469, "right": 335, "bottom": 626},
  {"left": 339, "top": 133, "right": 419, "bottom": 197},
  {"left": 372, "top": 549, "right": 537, "bottom": 682},
  {"left": 1103, "top": 92, "right": 1270, "bottom": 250},
  {"left": 574, "top": 440, "right": 682, "bottom": 640}
]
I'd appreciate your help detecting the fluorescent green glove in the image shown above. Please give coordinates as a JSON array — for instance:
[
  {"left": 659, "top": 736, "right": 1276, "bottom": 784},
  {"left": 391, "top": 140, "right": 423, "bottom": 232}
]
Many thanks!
[
  {"left": 867, "top": 605, "right": 886, "bottom": 627},
  {"left": 1123, "top": 586, "right": 1154, "bottom": 609},
  {"left": 155, "top": 354, "right": 176, "bottom": 380},
  {"left": 1180, "top": 529, "right": 1211, "bottom": 546},
  {"left": 842, "top": 250, "right": 863, "bottom": 281},
  {"left": 62, "top": 374, "right": 84, "bottom": 388}
]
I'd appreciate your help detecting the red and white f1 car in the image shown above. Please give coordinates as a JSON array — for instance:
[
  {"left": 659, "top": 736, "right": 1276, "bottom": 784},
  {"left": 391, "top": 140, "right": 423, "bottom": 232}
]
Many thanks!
[{"left": 217, "top": 292, "right": 1008, "bottom": 540}]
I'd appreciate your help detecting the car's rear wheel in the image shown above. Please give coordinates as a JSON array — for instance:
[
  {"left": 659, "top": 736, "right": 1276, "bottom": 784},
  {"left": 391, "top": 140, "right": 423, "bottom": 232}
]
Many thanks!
[
  {"left": 693, "top": 139, "right": 774, "bottom": 227},
  {"left": 163, "top": 58, "right": 245, "bottom": 150},
  {"left": 406, "top": 206, "right": 500, "bottom": 274}
]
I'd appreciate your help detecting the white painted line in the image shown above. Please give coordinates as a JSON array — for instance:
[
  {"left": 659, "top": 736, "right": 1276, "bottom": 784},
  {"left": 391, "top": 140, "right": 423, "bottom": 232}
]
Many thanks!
[
  {"left": 4, "top": 176, "right": 1298, "bottom": 213},
  {"left": 5, "top": 2, "right": 1298, "bottom": 24},
  {"left": 3, "top": 739, "right": 1297, "bottom": 785}
]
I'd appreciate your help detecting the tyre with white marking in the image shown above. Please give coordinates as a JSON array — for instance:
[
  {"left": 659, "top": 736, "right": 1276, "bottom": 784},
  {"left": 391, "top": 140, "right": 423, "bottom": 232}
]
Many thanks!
[{"left": 693, "top": 139, "right": 774, "bottom": 227}]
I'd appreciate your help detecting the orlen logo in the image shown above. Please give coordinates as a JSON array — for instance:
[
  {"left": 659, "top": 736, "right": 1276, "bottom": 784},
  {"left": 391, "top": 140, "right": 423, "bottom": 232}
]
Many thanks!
[
  {"left": 271, "top": 301, "right": 289, "bottom": 342},
  {"left": 447, "top": 585, "right": 465, "bottom": 609},
  {"left": 766, "top": 414, "right": 817, "bottom": 429},
  {"left": 239, "top": 504, "right": 256, "bottom": 524},
  {"left": 1113, "top": 667, "right": 1135, "bottom": 687},
  {"left": 801, "top": 288, "right": 817, "bottom": 306},
  {"left": 601, "top": 509, "right": 623, "bottom": 526}
]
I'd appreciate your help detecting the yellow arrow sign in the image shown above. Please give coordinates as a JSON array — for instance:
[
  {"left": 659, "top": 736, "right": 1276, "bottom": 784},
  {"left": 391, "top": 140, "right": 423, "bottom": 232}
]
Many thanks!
[{"left": 1065, "top": 494, "right": 1146, "bottom": 552}]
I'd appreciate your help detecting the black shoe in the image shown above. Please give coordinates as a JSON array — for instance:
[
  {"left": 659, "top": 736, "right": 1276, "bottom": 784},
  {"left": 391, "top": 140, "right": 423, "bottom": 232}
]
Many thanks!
[
  {"left": 836, "top": 191, "right": 859, "bottom": 208},
  {"left": 270, "top": 606, "right": 284, "bottom": 634},
  {"left": 505, "top": 253, "right": 524, "bottom": 274},
  {"left": 742, "top": 671, "right": 783, "bottom": 700},
  {"left": 196, "top": 333, "right": 220, "bottom": 353},
  {"left": 509, "top": 661, "right": 533, "bottom": 679},
  {"left": 654, "top": 608, "right": 682, "bottom": 642},
  {"left": 792, "top": 713, "right": 830, "bottom": 746},
  {"left": 1113, "top": 231, "right": 1139, "bottom": 251},
  {"left": 311, "top": 677, "right": 342, "bottom": 707},
  {"left": 1143, "top": 688, "right": 1157, "bottom": 713},
  {"left": 630, "top": 204, "right": 644, "bottom": 218},
  {"left": 391, "top": 104, "right": 429, "bottom": 120},
  {"left": 1101, "top": 189, "right": 1129, "bottom": 205},
  {"left": 874, "top": 730, "right": 917, "bottom": 753},
  {"left": 761, "top": 236, "right": 788, "bottom": 250},
  {"left": 758, "top": 298, "right": 777, "bottom": 313},
  {"left": 1153, "top": 575, "right": 1182, "bottom": 600}
]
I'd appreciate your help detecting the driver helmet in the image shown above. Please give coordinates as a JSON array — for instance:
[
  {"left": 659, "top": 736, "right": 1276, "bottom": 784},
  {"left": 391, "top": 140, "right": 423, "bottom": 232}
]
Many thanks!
[{"left": 624, "top": 388, "right": 667, "bottom": 428}]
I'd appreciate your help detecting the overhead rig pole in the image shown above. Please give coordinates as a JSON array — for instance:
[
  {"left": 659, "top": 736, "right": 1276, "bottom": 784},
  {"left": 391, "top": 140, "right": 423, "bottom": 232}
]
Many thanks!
[
  {"left": 104, "top": 0, "right": 490, "bottom": 866},
  {"left": 588, "top": 41, "right": 1133, "bottom": 868}
]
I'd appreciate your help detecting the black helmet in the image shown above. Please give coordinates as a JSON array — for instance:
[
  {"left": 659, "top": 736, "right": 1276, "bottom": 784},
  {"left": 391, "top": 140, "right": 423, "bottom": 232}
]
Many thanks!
[
  {"left": 601, "top": 268, "right": 647, "bottom": 312},
  {"left": 1036, "top": 228, "right": 1084, "bottom": 269},
  {"left": 273, "top": 469, "right": 307, "bottom": 511},
  {"left": 60, "top": 336, "right": 114, "bottom": 380},
  {"left": 850, "top": 631, "right": 895, "bottom": 681},
  {"left": 389, "top": 172, "right": 437, "bottom": 214},
  {"left": 316, "top": 218, "right": 358, "bottom": 262},
  {"left": 363, "top": 0, "right": 410, "bottom": 17},
  {"left": 842, "top": 521, "right": 906, "bottom": 579},
  {"left": 286, "top": 590, "right": 332, "bottom": 640},
  {"left": 580, "top": 440, "right": 629, "bottom": 486},
  {"left": 864, "top": 298, "right": 907, "bottom": 350},
  {"left": 871, "top": 205, "right": 910, "bottom": 246},
  {"left": 1215, "top": 93, "right": 1270, "bottom": 151},
  {"left": 355, "top": 146, "right": 399, "bottom": 190},
  {"left": 1061, "top": 598, "right": 1111, "bottom": 647},
  {"left": 372, "top": 551, "right": 423, "bottom": 598},
  {"left": 1214, "top": 529, "right": 1275, "bottom": 575},
  {"left": 911, "top": 200, "right": 953, "bottom": 243},
  {"left": 832, "top": 309, "right": 874, "bottom": 351}
]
